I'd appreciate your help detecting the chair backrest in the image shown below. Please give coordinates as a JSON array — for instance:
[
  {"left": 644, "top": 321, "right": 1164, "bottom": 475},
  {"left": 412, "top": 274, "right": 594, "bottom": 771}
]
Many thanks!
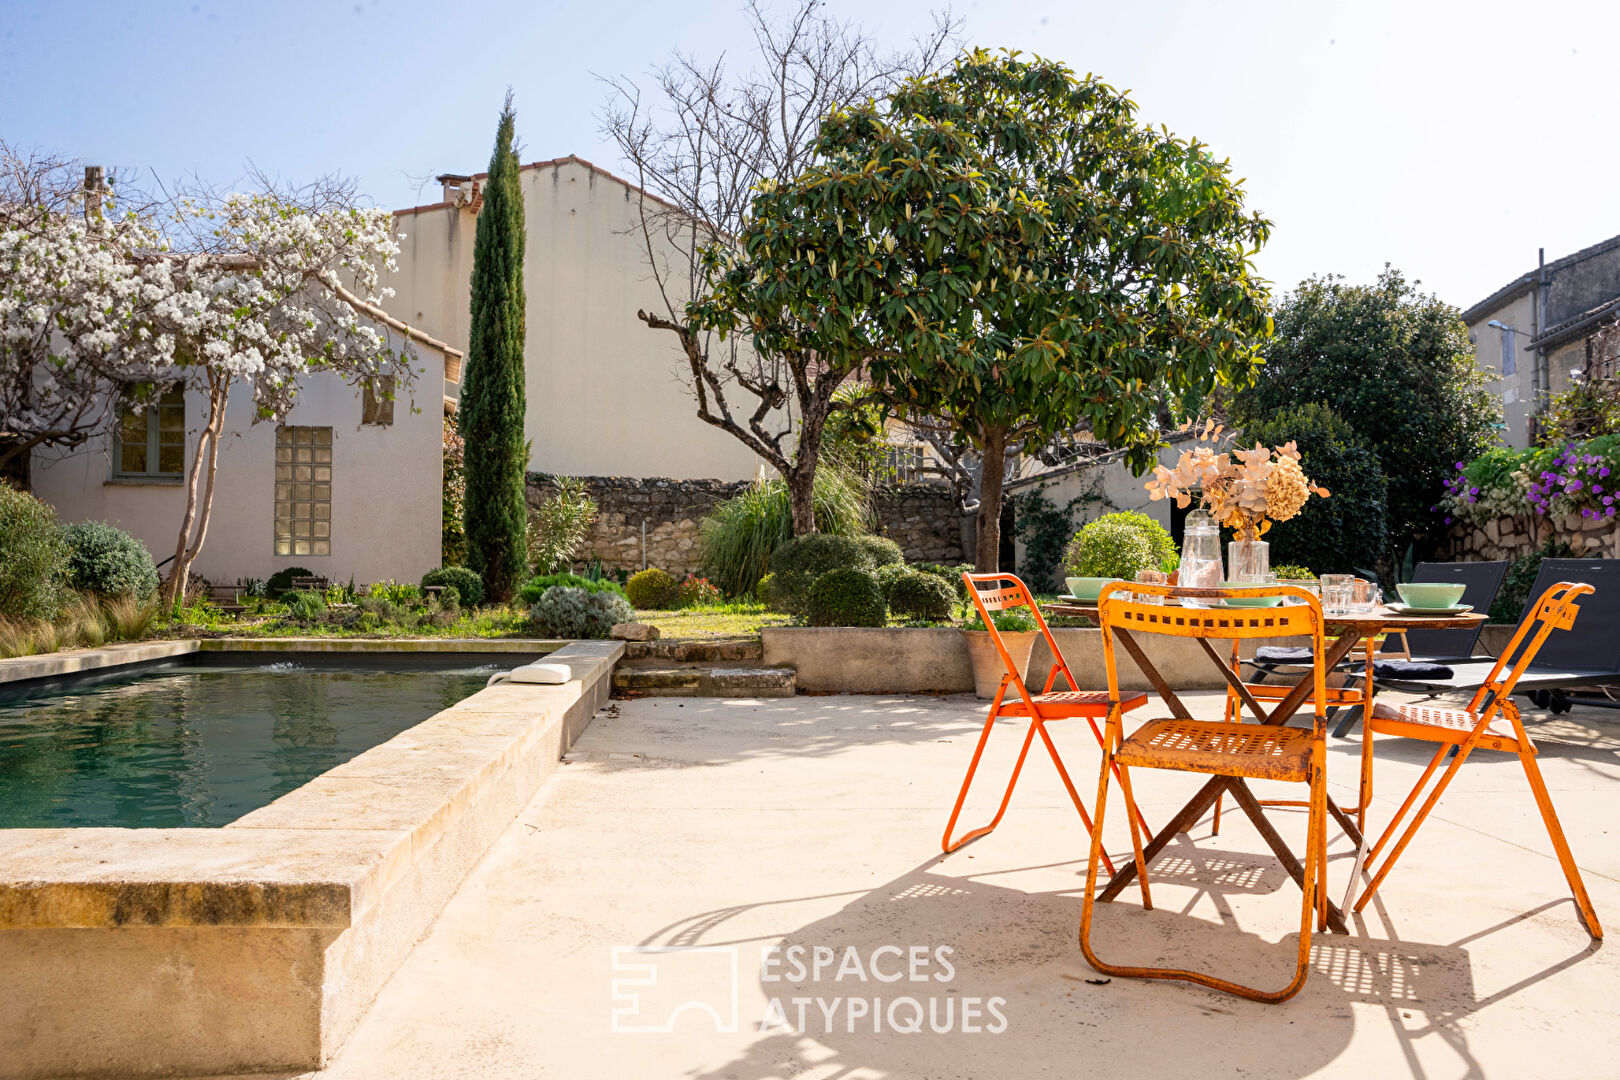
[
  {"left": 1095, "top": 582, "right": 1328, "bottom": 719},
  {"left": 1382, "top": 560, "right": 1508, "bottom": 659},
  {"left": 962, "top": 572, "right": 1074, "bottom": 705},
  {"left": 1507, "top": 558, "right": 1620, "bottom": 673},
  {"left": 1470, "top": 581, "right": 1594, "bottom": 712}
]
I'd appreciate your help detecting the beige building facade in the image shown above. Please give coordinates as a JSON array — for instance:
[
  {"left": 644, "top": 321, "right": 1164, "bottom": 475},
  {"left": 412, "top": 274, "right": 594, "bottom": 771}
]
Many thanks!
[{"left": 388, "top": 156, "right": 764, "bottom": 482}]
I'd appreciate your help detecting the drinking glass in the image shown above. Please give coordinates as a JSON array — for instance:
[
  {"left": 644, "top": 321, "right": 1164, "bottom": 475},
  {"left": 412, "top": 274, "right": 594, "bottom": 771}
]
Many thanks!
[
  {"left": 1320, "top": 574, "right": 1355, "bottom": 616},
  {"left": 1135, "top": 568, "right": 1168, "bottom": 604}
]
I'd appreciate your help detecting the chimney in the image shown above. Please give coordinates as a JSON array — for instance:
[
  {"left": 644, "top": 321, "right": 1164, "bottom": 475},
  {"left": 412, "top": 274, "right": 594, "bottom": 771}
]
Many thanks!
[
  {"left": 83, "top": 165, "right": 105, "bottom": 220},
  {"left": 435, "top": 173, "right": 472, "bottom": 206}
]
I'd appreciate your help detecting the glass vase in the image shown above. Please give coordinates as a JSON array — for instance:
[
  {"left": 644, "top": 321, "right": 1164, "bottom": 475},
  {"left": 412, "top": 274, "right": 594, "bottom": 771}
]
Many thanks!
[{"left": 1227, "top": 539, "right": 1270, "bottom": 583}]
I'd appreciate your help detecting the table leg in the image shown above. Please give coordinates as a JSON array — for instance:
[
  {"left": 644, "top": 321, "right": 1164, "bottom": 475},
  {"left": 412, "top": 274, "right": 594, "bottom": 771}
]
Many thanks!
[{"left": 1228, "top": 780, "right": 1349, "bottom": 935}]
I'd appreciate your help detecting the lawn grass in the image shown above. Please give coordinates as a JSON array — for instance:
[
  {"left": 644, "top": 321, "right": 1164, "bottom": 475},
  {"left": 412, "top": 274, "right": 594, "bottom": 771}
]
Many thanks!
[{"left": 633, "top": 602, "right": 794, "bottom": 639}]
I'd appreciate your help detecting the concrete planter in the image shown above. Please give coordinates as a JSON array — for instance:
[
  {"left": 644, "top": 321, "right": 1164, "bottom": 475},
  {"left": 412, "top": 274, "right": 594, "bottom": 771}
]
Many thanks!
[
  {"left": 763, "top": 626, "right": 1242, "bottom": 694},
  {"left": 962, "top": 630, "right": 1036, "bottom": 698}
]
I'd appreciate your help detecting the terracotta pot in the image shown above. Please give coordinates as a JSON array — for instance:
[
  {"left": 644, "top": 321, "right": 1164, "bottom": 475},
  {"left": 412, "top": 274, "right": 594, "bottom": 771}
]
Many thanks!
[{"left": 961, "top": 629, "right": 1038, "bottom": 699}]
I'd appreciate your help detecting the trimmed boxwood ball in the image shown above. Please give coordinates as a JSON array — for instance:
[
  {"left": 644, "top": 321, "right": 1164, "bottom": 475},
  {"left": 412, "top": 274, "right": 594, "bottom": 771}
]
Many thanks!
[
  {"left": 625, "top": 567, "right": 679, "bottom": 609},
  {"left": 421, "top": 565, "right": 485, "bottom": 608},
  {"left": 766, "top": 533, "right": 876, "bottom": 614},
  {"left": 888, "top": 571, "right": 956, "bottom": 621},
  {"left": 60, "top": 521, "right": 158, "bottom": 601},
  {"left": 856, "top": 534, "right": 904, "bottom": 567},
  {"left": 872, "top": 562, "right": 911, "bottom": 601},
  {"left": 529, "top": 586, "right": 634, "bottom": 638},
  {"left": 913, "top": 561, "right": 974, "bottom": 601},
  {"left": 806, "top": 567, "right": 887, "bottom": 627}
]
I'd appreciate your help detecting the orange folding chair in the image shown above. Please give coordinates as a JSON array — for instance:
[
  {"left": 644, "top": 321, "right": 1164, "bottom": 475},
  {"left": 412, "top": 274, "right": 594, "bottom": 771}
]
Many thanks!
[
  {"left": 941, "top": 573, "right": 1149, "bottom": 865},
  {"left": 1079, "top": 581, "right": 1331, "bottom": 1003},
  {"left": 1350, "top": 582, "right": 1603, "bottom": 938}
]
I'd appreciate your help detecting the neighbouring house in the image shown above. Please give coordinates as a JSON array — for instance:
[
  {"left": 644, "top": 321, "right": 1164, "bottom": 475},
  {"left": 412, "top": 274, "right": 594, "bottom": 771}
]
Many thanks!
[
  {"left": 1462, "top": 234, "right": 1620, "bottom": 448},
  {"left": 29, "top": 326, "right": 461, "bottom": 588},
  {"left": 387, "top": 155, "right": 766, "bottom": 482}
]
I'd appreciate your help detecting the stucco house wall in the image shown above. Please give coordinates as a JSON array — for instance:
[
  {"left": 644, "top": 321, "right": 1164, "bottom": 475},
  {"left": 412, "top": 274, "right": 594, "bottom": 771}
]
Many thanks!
[
  {"left": 389, "top": 156, "right": 765, "bottom": 483},
  {"left": 30, "top": 329, "right": 450, "bottom": 587}
]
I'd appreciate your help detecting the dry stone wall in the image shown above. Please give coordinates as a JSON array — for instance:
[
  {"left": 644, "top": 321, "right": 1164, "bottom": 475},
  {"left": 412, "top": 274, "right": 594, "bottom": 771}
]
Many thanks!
[
  {"left": 1447, "top": 511, "right": 1619, "bottom": 561},
  {"left": 526, "top": 474, "right": 965, "bottom": 578}
]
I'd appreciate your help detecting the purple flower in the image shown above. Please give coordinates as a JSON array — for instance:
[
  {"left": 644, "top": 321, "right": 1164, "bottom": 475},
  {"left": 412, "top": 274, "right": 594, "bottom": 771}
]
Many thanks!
[
  {"left": 1444, "top": 516, "right": 1453, "bottom": 524},
  {"left": 1603, "top": 467, "right": 1612, "bottom": 478}
]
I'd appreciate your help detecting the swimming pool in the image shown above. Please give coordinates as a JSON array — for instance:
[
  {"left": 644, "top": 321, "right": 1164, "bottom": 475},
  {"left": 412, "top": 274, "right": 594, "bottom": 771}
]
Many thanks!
[{"left": 0, "top": 658, "right": 497, "bottom": 828}]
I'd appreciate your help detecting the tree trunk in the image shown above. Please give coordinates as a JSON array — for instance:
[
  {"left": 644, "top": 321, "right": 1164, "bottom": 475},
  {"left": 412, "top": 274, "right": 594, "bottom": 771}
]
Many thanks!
[
  {"left": 974, "top": 424, "right": 1008, "bottom": 572},
  {"left": 162, "top": 380, "right": 228, "bottom": 608},
  {"left": 786, "top": 465, "right": 817, "bottom": 536}
]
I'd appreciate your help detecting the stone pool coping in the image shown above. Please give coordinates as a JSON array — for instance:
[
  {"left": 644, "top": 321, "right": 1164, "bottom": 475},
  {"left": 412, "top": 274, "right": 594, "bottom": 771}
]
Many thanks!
[{"left": 0, "top": 638, "right": 619, "bottom": 1078}]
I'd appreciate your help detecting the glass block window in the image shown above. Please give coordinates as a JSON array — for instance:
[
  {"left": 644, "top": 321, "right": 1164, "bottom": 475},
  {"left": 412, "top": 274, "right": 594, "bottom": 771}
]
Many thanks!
[
  {"left": 274, "top": 426, "right": 333, "bottom": 557},
  {"left": 114, "top": 387, "right": 185, "bottom": 478}
]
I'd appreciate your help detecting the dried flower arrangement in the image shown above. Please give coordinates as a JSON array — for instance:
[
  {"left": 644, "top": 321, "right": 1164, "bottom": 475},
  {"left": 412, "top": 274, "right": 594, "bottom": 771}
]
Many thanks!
[{"left": 1145, "top": 421, "right": 1331, "bottom": 542}]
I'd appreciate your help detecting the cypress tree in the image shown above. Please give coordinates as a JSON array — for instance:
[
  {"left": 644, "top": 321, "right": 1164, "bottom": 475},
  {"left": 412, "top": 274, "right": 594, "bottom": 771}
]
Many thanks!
[{"left": 460, "top": 93, "right": 530, "bottom": 601}]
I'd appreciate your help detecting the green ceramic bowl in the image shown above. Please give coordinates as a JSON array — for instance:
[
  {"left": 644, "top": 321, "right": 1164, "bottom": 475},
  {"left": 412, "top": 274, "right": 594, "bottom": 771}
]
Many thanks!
[
  {"left": 1396, "top": 582, "right": 1467, "bottom": 610},
  {"left": 1216, "top": 582, "right": 1285, "bottom": 607},
  {"left": 1065, "top": 577, "right": 1120, "bottom": 602}
]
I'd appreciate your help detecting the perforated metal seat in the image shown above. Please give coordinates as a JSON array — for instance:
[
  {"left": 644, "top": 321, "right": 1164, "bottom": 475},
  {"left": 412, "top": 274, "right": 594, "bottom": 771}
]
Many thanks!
[
  {"left": 1370, "top": 700, "right": 1522, "bottom": 753},
  {"left": 1116, "top": 718, "right": 1314, "bottom": 782},
  {"left": 996, "top": 689, "right": 1149, "bottom": 716}
]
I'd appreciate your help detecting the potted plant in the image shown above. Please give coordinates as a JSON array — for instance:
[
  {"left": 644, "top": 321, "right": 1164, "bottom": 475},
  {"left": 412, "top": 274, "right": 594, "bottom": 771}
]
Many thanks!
[
  {"left": 1146, "top": 420, "right": 1330, "bottom": 581},
  {"left": 961, "top": 606, "right": 1039, "bottom": 699},
  {"left": 1062, "top": 511, "right": 1179, "bottom": 601}
]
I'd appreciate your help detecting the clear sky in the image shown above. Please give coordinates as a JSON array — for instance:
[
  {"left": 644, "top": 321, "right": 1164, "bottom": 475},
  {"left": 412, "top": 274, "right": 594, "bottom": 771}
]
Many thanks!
[{"left": 4, "top": 0, "right": 1615, "bottom": 309}]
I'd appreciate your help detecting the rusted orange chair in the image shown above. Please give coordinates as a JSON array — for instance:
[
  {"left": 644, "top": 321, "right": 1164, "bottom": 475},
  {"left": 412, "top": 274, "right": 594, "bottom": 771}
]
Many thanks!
[
  {"left": 1079, "top": 581, "right": 1330, "bottom": 1003},
  {"left": 941, "top": 573, "right": 1148, "bottom": 864},
  {"left": 1350, "top": 581, "right": 1603, "bottom": 938}
]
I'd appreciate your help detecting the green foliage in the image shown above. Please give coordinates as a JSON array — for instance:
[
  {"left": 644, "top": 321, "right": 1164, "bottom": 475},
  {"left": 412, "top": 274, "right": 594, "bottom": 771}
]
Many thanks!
[
  {"left": 888, "top": 571, "right": 956, "bottom": 621},
  {"left": 422, "top": 565, "right": 486, "bottom": 608},
  {"left": 265, "top": 566, "right": 312, "bottom": 600},
  {"left": 1238, "top": 404, "right": 1389, "bottom": 574},
  {"left": 1541, "top": 329, "right": 1620, "bottom": 441},
  {"left": 528, "top": 586, "right": 635, "bottom": 639},
  {"left": 823, "top": 384, "right": 899, "bottom": 482},
  {"left": 806, "top": 567, "right": 887, "bottom": 627},
  {"left": 367, "top": 580, "right": 422, "bottom": 605},
  {"left": 60, "top": 521, "right": 157, "bottom": 600},
  {"left": 282, "top": 590, "right": 328, "bottom": 621},
  {"left": 693, "top": 50, "right": 1274, "bottom": 568},
  {"left": 516, "top": 572, "right": 623, "bottom": 606},
  {"left": 625, "top": 568, "right": 679, "bottom": 610},
  {"left": 0, "top": 486, "right": 67, "bottom": 621},
  {"left": 461, "top": 95, "right": 531, "bottom": 601},
  {"left": 442, "top": 413, "right": 465, "bottom": 566},
  {"left": 962, "top": 607, "right": 1037, "bottom": 633},
  {"left": 698, "top": 460, "right": 871, "bottom": 597},
  {"left": 913, "top": 562, "right": 974, "bottom": 601},
  {"left": 526, "top": 475, "right": 598, "bottom": 574},
  {"left": 1063, "top": 512, "right": 1176, "bottom": 580},
  {"left": 764, "top": 533, "right": 875, "bottom": 614},
  {"left": 1231, "top": 268, "right": 1500, "bottom": 564},
  {"left": 1012, "top": 480, "right": 1115, "bottom": 592},
  {"left": 856, "top": 534, "right": 904, "bottom": 567},
  {"left": 1272, "top": 564, "right": 1315, "bottom": 580},
  {"left": 676, "top": 575, "right": 723, "bottom": 608},
  {"left": 872, "top": 562, "right": 911, "bottom": 600},
  {"left": 1490, "top": 539, "right": 1575, "bottom": 624}
]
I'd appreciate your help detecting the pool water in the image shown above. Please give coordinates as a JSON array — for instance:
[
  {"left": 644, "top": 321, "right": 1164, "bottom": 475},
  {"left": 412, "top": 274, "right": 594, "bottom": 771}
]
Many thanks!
[{"left": 0, "top": 662, "right": 495, "bottom": 829}]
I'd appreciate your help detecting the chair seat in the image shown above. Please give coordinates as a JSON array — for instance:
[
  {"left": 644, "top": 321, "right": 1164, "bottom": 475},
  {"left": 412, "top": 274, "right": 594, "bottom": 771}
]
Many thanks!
[
  {"left": 1115, "top": 718, "right": 1314, "bottom": 782},
  {"left": 1369, "top": 701, "right": 1523, "bottom": 752},
  {"left": 1254, "top": 645, "right": 1313, "bottom": 665},
  {"left": 1371, "top": 659, "right": 1454, "bottom": 681},
  {"left": 998, "top": 689, "right": 1149, "bottom": 717}
]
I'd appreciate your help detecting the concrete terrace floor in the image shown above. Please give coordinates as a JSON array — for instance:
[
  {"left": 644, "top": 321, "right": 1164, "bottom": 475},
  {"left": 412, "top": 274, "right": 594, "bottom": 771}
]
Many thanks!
[{"left": 290, "top": 690, "right": 1620, "bottom": 1080}]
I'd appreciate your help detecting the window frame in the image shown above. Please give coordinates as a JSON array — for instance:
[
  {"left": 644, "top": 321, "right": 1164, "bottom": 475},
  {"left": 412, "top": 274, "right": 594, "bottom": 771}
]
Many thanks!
[
  {"left": 273, "top": 425, "right": 334, "bottom": 558},
  {"left": 110, "top": 386, "right": 186, "bottom": 482}
]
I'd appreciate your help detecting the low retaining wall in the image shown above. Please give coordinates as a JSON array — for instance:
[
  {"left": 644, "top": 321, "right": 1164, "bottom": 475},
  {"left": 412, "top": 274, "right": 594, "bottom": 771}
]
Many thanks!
[
  {"left": 1447, "top": 511, "right": 1619, "bottom": 561},
  {"left": 764, "top": 627, "right": 1240, "bottom": 694},
  {"left": 0, "top": 640, "right": 620, "bottom": 1079}
]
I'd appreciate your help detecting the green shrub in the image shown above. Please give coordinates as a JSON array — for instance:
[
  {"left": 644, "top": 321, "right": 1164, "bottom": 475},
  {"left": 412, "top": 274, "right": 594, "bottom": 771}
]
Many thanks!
[
  {"left": 1240, "top": 404, "right": 1389, "bottom": 575},
  {"left": 60, "top": 521, "right": 157, "bottom": 600},
  {"left": 676, "top": 575, "right": 723, "bottom": 607},
  {"left": 265, "top": 566, "right": 313, "bottom": 600},
  {"left": 765, "top": 533, "right": 876, "bottom": 613},
  {"left": 1112, "top": 511, "right": 1178, "bottom": 572},
  {"left": 872, "top": 562, "right": 912, "bottom": 601},
  {"left": 913, "top": 562, "right": 974, "bottom": 601},
  {"left": 282, "top": 590, "right": 327, "bottom": 621},
  {"left": 422, "top": 565, "right": 485, "bottom": 608},
  {"left": 367, "top": 579, "right": 422, "bottom": 605},
  {"left": 1272, "top": 563, "right": 1315, "bottom": 580},
  {"left": 1064, "top": 518, "right": 1154, "bottom": 580},
  {"left": 806, "top": 567, "right": 887, "bottom": 627},
  {"left": 529, "top": 586, "right": 635, "bottom": 638},
  {"left": 962, "top": 606, "right": 1036, "bottom": 633},
  {"left": 625, "top": 568, "right": 679, "bottom": 609},
  {"left": 0, "top": 486, "right": 67, "bottom": 621},
  {"left": 888, "top": 571, "right": 955, "bottom": 621},
  {"left": 1490, "top": 538, "right": 1575, "bottom": 624},
  {"left": 698, "top": 460, "right": 871, "bottom": 596},
  {"left": 516, "top": 571, "right": 624, "bottom": 605},
  {"left": 856, "top": 535, "right": 904, "bottom": 567},
  {"left": 526, "top": 475, "right": 598, "bottom": 574}
]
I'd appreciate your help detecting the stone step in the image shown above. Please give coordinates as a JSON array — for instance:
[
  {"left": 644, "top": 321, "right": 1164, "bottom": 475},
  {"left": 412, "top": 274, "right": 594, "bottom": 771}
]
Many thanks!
[
  {"left": 612, "top": 660, "right": 795, "bottom": 698},
  {"left": 621, "top": 637, "right": 764, "bottom": 663}
]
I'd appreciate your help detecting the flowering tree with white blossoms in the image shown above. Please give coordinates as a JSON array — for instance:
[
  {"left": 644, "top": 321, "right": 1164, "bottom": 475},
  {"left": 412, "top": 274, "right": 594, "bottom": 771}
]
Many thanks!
[{"left": 1, "top": 145, "right": 420, "bottom": 605}]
